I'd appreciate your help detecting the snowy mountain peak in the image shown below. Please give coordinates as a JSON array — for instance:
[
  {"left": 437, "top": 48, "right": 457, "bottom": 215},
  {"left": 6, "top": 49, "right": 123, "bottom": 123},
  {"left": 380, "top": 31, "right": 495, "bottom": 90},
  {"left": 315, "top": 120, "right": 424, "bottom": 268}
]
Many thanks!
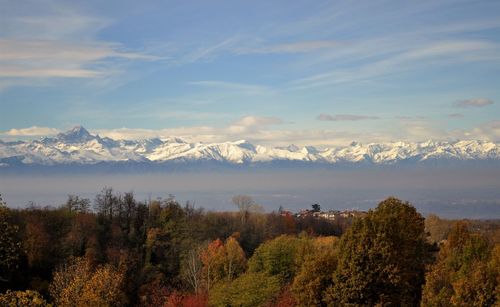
[
  {"left": 235, "top": 140, "right": 256, "bottom": 152},
  {"left": 0, "top": 128, "right": 499, "bottom": 167},
  {"left": 286, "top": 144, "right": 301, "bottom": 152},
  {"left": 161, "top": 137, "right": 186, "bottom": 144},
  {"left": 56, "top": 126, "right": 93, "bottom": 143}
]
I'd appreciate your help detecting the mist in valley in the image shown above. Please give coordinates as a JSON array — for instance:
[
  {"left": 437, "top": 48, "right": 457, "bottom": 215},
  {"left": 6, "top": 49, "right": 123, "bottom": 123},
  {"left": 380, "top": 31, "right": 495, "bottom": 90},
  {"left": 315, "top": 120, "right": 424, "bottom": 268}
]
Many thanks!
[{"left": 1, "top": 166, "right": 499, "bottom": 219}]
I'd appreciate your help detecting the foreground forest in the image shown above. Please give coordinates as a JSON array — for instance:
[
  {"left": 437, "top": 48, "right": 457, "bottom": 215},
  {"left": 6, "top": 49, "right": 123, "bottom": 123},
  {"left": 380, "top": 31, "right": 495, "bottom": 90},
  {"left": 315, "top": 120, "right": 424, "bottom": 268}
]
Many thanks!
[{"left": 0, "top": 190, "right": 499, "bottom": 306}]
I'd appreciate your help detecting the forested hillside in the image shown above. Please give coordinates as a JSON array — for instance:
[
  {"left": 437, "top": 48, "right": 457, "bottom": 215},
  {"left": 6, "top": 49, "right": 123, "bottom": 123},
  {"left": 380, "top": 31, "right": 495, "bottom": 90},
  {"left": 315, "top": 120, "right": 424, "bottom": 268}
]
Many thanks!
[{"left": 0, "top": 192, "right": 498, "bottom": 306}]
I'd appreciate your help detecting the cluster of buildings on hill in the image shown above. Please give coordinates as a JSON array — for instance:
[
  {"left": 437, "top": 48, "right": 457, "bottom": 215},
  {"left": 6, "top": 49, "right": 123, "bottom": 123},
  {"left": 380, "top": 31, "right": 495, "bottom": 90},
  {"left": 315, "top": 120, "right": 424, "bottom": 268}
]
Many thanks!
[
  {"left": 281, "top": 205, "right": 367, "bottom": 221},
  {"left": 296, "top": 209, "right": 367, "bottom": 221}
]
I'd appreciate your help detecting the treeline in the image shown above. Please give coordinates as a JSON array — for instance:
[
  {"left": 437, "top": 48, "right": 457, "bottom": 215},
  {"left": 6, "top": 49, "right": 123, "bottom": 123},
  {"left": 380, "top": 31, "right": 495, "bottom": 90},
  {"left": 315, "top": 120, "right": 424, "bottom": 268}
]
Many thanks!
[
  {"left": 0, "top": 191, "right": 498, "bottom": 306},
  {"left": 0, "top": 189, "right": 343, "bottom": 306}
]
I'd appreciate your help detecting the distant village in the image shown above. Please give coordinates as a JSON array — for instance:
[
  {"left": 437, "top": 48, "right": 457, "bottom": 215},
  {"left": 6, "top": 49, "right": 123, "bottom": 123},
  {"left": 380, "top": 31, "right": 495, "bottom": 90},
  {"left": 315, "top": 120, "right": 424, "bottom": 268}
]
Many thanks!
[{"left": 280, "top": 204, "right": 367, "bottom": 221}]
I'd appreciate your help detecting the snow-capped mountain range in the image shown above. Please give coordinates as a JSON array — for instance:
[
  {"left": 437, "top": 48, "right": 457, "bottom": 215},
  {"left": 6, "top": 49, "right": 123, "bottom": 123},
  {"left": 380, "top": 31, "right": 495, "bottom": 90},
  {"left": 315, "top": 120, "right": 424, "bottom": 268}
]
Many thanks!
[{"left": 0, "top": 126, "right": 499, "bottom": 167}]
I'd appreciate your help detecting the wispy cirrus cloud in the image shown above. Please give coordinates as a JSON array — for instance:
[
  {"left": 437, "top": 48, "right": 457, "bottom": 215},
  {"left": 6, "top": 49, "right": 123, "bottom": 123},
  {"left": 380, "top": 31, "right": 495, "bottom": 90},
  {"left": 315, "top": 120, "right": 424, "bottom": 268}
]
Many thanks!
[
  {"left": 291, "top": 40, "right": 500, "bottom": 89},
  {"left": 234, "top": 40, "right": 339, "bottom": 54},
  {"left": 0, "top": 39, "right": 158, "bottom": 80},
  {"left": 188, "top": 80, "right": 273, "bottom": 95},
  {"left": 0, "top": 1, "right": 159, "bottom": 88},
  {"left": 179, "top": 38, "right": 238, "bottom": 64},
  {"left": 453, "top": 98, "right": 494, "bottom": 108},
  {"left": 317, "top": 114, "right": 380, "bottom": 121}
]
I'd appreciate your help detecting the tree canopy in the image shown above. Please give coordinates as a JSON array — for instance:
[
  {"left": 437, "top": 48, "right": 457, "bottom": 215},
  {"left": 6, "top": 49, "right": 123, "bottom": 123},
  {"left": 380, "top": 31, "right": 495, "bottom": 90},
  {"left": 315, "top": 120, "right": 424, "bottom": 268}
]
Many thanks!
[
  {"left": 0, "top": 192, "right": 498, "bottom": 306},
  {"left": 327, "top": 197, "right": 431, "bottom": 306}
]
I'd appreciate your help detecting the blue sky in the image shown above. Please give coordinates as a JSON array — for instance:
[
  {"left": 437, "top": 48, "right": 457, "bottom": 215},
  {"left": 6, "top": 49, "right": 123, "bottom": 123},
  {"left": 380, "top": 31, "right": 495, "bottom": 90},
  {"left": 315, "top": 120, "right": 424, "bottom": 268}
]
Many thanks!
[{"left": 0, "top": 0, "right": 499, "bottom": 146}]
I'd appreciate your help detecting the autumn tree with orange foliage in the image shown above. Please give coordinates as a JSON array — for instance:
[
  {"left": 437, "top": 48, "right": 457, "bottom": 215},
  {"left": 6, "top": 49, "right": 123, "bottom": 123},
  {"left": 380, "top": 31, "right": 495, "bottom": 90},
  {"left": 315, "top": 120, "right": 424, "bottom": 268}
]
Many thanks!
[
  {"left": 422, "top": 221, "right": 499, "bottom": 306},
  {"left": 0, "top": 289, "right": 49, "bottom": 306},
  {"left": 200, "top": 235, "right": 247, "bottom": 293},
  {"left": 49, "top": 256, "right": 126, "bottom": 306},
  {"left": 200, "top": 238, "right": 225, "bottom": 292}
]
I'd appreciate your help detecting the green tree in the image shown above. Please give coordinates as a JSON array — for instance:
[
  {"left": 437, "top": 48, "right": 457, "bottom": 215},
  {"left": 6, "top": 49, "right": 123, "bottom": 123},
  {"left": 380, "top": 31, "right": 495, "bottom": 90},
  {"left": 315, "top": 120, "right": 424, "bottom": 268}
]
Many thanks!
[
  {"left": 0, "top": 194, "right": 21, "bottom": 282},
  {"left": 292, "top": 236, "right": 338, "bottom": 306},
  {"left": 143, "top": 198, "right": 191, "bottom": 287},
  {"left": 209, "top": 272, "right": 281, "bottom": 307},
  {"left": 327, "top": 197, "right": 430, "bottom": 306},
  {"left": 248, "top": 235, "right": 312, "bottom": 283}
]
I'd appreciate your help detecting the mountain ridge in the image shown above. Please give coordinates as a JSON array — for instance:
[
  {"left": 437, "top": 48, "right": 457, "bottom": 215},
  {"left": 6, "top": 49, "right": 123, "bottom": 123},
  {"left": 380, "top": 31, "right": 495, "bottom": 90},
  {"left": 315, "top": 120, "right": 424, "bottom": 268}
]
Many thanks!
[{"left": 1, "top": 126, "right": 499, "bottom": 167}]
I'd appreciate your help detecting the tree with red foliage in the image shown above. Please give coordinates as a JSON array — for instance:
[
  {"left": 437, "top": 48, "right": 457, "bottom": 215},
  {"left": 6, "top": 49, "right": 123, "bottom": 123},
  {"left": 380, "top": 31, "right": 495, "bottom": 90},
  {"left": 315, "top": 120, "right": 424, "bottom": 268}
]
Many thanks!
[
  {"left": 272, "top": 286, "right": 297, "bottom": 307},
  {"left": 165, "top": 291, "right": 208, "bottom": 307}
]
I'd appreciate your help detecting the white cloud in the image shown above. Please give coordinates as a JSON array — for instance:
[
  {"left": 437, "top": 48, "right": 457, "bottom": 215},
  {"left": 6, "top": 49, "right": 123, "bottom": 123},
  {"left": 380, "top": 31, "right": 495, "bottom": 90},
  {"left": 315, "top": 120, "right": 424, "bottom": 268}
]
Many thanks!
[
  {"left": 392, "top": 118, "right": 445, "bottom": 141},
  {"left": 232, "top": 116, "right": 283, "bottom": 127},
  {"left": 94, "top": 127, "right": 192, "bottom": 141},
  {"left": 93, "top": 125, "right": 386, "bottom": 147},
  {"left": 4, "top": 118, "right": 499, "bottom": 147},
  {"left": 2, "top": 126, "right": 60, "bottom": 136},
  {"left": 227, "top": 116, "right": 283, "bottom": 134},
  {"left": 451, "top": 120, "right": 500, "bottom": 141},
  {"left": 92, "top": 116, "right": 283, "bottom": 142},
  {"left": 454, "top": 98, "right": 494, "bottom": 108},
  {"left": 89, "top": 116, "right": 444, "bottom": 147},
  {"left": 317, "top": 114, "right": 379, "bottom": 121}
]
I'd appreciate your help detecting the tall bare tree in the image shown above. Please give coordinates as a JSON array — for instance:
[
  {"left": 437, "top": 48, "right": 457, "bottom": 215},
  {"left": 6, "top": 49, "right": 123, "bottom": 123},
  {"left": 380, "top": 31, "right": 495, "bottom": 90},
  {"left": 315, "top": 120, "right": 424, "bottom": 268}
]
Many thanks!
[{"left": 232, "top": 195, "right": 255, "bottom": 225}]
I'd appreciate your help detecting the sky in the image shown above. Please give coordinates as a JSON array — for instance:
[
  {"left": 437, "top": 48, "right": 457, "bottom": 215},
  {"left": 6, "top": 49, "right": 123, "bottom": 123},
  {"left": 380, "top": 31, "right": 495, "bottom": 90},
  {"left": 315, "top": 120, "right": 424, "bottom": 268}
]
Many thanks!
[{"left": 1, "top": 0, "right": 500, "bottom": 147}]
